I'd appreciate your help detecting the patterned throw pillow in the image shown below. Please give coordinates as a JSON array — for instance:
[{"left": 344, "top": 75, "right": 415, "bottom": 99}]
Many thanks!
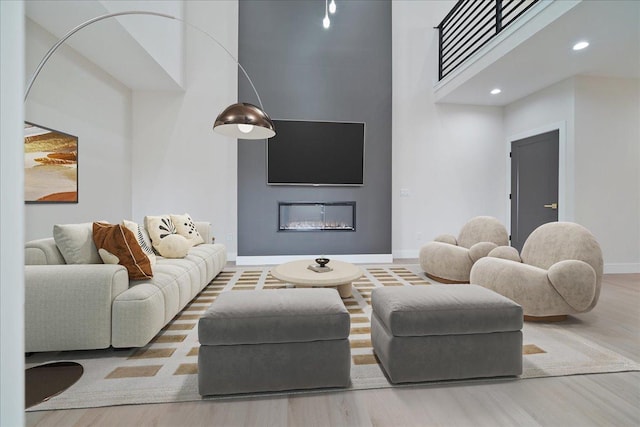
[
  {"left": 92, "top": 222, "right": 153, "bottom": 280},
  {"left": 122, "top": 219, "right": 156, "bottom": 266},
  {"left": 144, "top": 215, "right": 191, "bottom": 258},
  {"left": 170, "top": 213, "right": 205, "bottom": 246}
]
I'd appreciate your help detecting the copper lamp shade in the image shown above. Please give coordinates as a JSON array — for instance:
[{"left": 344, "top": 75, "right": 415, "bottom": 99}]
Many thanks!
[{"left": 213, "top": 102, "right": 276, "bottom": 140}]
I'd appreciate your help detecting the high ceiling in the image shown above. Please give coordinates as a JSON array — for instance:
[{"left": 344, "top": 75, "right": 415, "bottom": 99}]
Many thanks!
[
  {"left": 26, "top": 1, "right": 640, "bottom": 104},
  {"left": 25, "top": 0, "right": 183, "bottom": 91},
  {"left": 434, "top": 0, "right": 640, "bottom": 106}
]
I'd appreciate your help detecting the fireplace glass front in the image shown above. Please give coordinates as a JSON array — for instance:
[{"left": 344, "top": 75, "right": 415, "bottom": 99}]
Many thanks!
[{"left": 278, "top": 202, "right": 355, "bottom": 231}]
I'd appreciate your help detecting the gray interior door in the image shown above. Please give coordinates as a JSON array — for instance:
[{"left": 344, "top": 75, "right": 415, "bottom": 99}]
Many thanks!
[{"left": 510, "top": 130, "right": 559, "bottom": 251}]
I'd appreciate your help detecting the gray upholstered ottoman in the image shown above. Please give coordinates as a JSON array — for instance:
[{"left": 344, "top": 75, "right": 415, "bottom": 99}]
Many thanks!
[
  {"left": 198, "top": 288, "right": 351, "bottom": 396},
  {"left": 371, "top": 285, "right": 523, "bottom": 384}
]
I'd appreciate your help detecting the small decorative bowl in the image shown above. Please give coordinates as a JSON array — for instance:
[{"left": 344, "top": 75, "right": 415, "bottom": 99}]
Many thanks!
[{"left": 315, "top": 257, "right": 330, "bottom": 267}]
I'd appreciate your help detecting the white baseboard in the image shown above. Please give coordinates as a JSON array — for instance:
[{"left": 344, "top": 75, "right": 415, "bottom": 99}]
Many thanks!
[
  {"left": 234, "top": 254, "right": 639, "bottom": 272},
  {"left": 235, "top": 254, "right": 393, "bottom": 266},
  {"left": 604, "top": 263, "right": 640, "bottom": 274},
  {"left": 393, "top": 249, "right": 419, "bottom": 259}
]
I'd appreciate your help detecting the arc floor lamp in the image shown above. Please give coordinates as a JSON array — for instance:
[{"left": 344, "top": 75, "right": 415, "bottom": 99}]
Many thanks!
[
  {"left": 23, "top": 10, "right": 275, "bottom": 408},
  {"left": 24, "top": 10, "right": 276, "bottom": 140}
]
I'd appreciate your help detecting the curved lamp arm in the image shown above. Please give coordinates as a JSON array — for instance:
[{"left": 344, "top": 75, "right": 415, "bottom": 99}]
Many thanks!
[{"left": 24, "top": 10, "right": 275, "bottom": 139}]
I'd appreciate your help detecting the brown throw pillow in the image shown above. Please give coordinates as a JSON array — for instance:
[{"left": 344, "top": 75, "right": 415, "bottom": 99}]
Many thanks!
[{"left": 92, "top": 222, "right": 153, "bottom": 280}]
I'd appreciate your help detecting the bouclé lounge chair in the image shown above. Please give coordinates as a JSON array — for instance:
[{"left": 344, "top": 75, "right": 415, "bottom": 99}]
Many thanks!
[{"left": 419, "top": 216, "right": 509, "bottom": 283}]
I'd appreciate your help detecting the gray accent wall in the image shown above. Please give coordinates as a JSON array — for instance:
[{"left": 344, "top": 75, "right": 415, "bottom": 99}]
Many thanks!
[{"left": 238, "top": 0, "right": 391, "bottom": 256}]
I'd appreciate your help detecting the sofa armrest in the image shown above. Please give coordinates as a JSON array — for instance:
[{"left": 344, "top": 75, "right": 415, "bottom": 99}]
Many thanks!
[
  {"left": 25, "top": 264, "right": 129, "bottom": 352},
  {"left": 547, "top": 260, "right": 597, "bottom": 312},
  {"left": 434, "top": 234, "right": 457, "bottom": 245},
  {"left": 468, "top": 242, "right": 498, "bottom": 262},
  {"left": 194, "top": 221, "right": 213, "bottom": 244},
  {"left": 487, "top": 246, "right": 522, "bottom": 262},
  {"left": 25, "top": 238, "right": 66, "bottom": 265}
]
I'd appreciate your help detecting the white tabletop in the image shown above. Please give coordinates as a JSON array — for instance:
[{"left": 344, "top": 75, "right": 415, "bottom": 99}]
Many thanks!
[{"left": 271, "top": 259, "right": 363, "bottom": 286}]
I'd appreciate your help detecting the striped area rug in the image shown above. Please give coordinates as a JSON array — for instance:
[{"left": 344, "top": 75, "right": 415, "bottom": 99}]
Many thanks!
[
  {"left": 26, "top": 265, "right": 640, "bottom": 411},
  {"left": 108, "top": 265, "right": 429, "bottom": 380}
]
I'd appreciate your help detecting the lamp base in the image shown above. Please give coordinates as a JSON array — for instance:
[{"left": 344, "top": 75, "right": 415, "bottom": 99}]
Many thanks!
[{"left": 25, "top": 361, "right": 83, "bottom": 408}]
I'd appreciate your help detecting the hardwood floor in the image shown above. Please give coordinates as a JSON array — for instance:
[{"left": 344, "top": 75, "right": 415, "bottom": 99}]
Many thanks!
[{"left": 26, "top": 273, "right": 640, "bottom": 427}]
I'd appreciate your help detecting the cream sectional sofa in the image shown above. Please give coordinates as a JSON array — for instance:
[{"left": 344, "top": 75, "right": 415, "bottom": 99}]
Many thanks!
[{"left": 25, "top": 222, "right": 226, "bottom": 353}]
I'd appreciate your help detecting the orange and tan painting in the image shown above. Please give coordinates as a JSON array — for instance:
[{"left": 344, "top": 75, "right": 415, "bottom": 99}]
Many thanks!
[{"left": 24, "top": 123, "right": 78, "bottom": 203}]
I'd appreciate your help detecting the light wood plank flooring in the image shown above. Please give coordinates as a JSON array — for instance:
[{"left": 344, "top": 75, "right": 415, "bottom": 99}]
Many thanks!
[{"left": 26, "top": 272, "right": 640, "bottom": 427}]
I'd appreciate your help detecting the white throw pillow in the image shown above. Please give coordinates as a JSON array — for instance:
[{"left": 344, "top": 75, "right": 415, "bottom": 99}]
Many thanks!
[
  {"left": 155, "top": 233, "right": 191, "bottom": 258},
  {"left": 53, "top": 222, "right": 102, "bottom": 264},
  {"left": 122, "top": 219, "right": 157, "bottom": 266},
  {"left": 144, "top": 215, "right": 190, "bottom": 258},
  {"left": 170, "top": 213, "right": 205, "bottom": 246}
]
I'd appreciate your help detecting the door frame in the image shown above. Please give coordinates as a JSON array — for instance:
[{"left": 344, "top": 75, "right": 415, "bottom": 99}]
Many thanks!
[{"left": 505, "top": 121, "right": 572, "bottom": 240}]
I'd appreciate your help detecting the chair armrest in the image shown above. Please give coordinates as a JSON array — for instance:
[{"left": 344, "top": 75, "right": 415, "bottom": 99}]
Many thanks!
[
  {"left": 25, "top": 264, "right": 129, "bottom": 352},
  {"left": 470, "top": 257, "right": 550, "bottom": 315},
  {"left": 468, "top": 242, "right": 498, "bottom": 262},
  {"left": 547, "top": 260, "right": 597, "bottom": 312},
  {"left": 434, "top": 234, "right": 457, "bottom": 245},
  {"left": 487, "top": 246, "right": 522, "bottom": 262}
]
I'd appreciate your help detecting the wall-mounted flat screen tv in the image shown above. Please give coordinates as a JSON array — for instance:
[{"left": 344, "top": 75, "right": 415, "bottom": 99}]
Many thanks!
[{"left": 267, "top": 120, "right": 365, "bottom": 186}]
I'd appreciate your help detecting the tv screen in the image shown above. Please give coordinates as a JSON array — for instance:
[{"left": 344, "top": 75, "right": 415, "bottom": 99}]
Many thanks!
[{"left": 267, "top": 120, "right": 365, "bottom": 186}]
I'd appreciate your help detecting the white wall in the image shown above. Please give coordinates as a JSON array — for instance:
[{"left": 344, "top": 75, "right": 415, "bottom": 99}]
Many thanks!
[
  {"left": 392, "top": 0, "right": 505, "bottom": 258},
  {"left": 101, "top": 0, "right": 184, "bottom": 87},
  {"left": 574, "top": 76, "right": 640, "bottom": 273},
  {"left": 0, "top": 1, "right": 25, "bottom": 424},
  {"left": 131, "top": 1, "right": 238, "bottom": 257},
  {"left": 25, "top": 19, "right": 133, "bottom": 240},
  {"left": 393, "top": 2, "right": 639, "bottom": 273},
  {"left": 504, "top": 76, "right": 640, "bottom": 273}
]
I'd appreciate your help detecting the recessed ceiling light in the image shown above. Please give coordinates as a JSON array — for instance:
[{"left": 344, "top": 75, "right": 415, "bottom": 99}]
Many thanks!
[
  {"left": 573, "top": 41, "right": 589, "bottom": 51},
  {"left": 490, "top": 88, "right": 501, "bottom": 95}
]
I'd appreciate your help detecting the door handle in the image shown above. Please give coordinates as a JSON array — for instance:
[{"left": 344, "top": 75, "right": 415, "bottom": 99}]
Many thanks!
[{"left": 544, "top": 203, "right": 558, "bottom": 210}]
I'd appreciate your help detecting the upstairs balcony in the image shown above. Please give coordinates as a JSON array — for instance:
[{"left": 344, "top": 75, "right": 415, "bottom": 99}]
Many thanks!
[
  {"left": 437, "top": 0, "right": 540, "bottom": 81},
  {"left": 433, "top": 0, "right": 640, "bottom": 106}
]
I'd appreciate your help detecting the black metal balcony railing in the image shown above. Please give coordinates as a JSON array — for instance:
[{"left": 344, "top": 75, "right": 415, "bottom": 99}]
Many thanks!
[{"left": 436, "top": 0, "right": 540, "bottom": 80}]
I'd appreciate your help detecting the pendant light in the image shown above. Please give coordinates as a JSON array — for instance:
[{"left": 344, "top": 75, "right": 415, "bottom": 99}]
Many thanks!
[
  {"left": 329, "top": 0, "right": 336, "bottom": 14},
  {"left": 323, "top": 0, "right": 330, "bottom": 29}
]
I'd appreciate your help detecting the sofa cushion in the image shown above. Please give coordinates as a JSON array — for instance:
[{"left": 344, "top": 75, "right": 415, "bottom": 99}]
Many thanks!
[
  {"left": 159, "top": 256, "right": 206, "bottom": 298},
  {"left": 53, "top": 222, "right": 102, "bottom": 264},
  {"left": 154, "top": 257, "right": 203, "bottom": 305},
  {"left": 122, "top": 219, "right": 156, "bottom": 266},
  {"left": 171, "top": 213, "right": 204, "bottom": 246},
  {"left": 92, "top": 222, "right": 153, "bottom": 280}
]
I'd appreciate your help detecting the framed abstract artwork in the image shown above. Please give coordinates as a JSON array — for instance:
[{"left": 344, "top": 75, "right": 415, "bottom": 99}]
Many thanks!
[{"left": 24, "top": 122, "right": 78, "bottom": 203}]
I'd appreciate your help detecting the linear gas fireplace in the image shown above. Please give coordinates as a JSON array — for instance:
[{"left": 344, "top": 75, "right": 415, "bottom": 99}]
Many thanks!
[{"left": 278, "top": 202, "right": 356, "bottom": 232}]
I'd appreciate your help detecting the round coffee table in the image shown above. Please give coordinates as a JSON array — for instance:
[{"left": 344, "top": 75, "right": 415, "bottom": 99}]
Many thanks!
[{"left": 270, "top": 259, "right": 363, "bottom": 298}]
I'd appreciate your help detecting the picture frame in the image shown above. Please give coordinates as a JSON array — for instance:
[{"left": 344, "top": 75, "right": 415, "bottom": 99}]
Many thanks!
[{"left": 24, "top": 122, "right": 78, "bottom": 203}]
